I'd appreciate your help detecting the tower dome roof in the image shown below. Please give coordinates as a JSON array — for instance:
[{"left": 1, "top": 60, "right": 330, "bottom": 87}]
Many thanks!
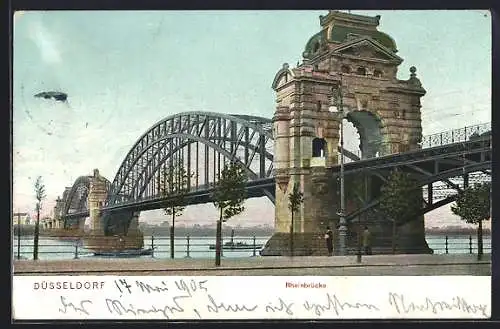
[{"left": 303, "top": 11, "right": 398, "bottom": 59}]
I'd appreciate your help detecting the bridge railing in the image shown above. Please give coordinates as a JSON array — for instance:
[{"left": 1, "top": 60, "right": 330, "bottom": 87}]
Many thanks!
[
  {"left": 13, "top": 233, "right": 491, "bottom": 260},
  {"left": 421, "top": 122, "right": 491, "bottom": 149},
  {"left": 12, "top": 235, "right": 267, "bottom": 260}
]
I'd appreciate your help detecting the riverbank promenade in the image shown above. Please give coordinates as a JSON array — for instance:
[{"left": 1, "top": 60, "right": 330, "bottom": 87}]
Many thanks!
[{"left": 13, "top": 254, "right": 490, "bottom": 276}]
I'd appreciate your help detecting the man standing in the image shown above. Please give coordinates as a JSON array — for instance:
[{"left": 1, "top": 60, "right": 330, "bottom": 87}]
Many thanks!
[
  {"left": 325, "top": 226, "right": 334, "bottom": 256},
  {"left": 363, "top": 226, "right": 372, "bottom": 255}
]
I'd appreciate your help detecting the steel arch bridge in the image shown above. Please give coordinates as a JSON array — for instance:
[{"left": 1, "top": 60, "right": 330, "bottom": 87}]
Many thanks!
[
  {"left": 106, "top": 111, "right": 275, "bottom": 206},
  {"left": 60, "top": 175, "right": 111, "bottom": 223},
  {"left": 60, "top": 111, "right": 367, "bottom": 224},
  {"left": 59, "top": 111, "right": 491, "bottom": 232}
]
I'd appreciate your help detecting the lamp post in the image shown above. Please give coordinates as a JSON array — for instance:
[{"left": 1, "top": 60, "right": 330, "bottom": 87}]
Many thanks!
[{"left": 329, "top": 73, "right": 348, "bottom": 256}]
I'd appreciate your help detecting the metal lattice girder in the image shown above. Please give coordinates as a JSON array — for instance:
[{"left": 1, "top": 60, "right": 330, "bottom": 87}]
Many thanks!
[
  {"left": 60, "top": 174, "right": 111, "bottom": 220},
  {"left": 62, "top": 176, "right": 92, "bottom": 216},
  {"left": 344, "top": 160, "right": 491, "bottom": 222},
  {"left": 332, "top": 136, "right": 491, "bottom": 176},
  {"left": 129, "top": 133, "right": 276, "bottom": 199},
  {"left": 417, "top": 195, "right": 459, "bottom": 216},
  {"left": 106, "top": 112, "right": 275, "bottom": 206},
  {"left": 127, "top": 132, "right": 271, "bottom": 199},
  {"left": 104, "top": 177, "right": 276, "bottom": 213},
  {"left": 404, "top": 164, "right": 462, "bottom": 191},
  {"left": 421, "top": 172, "right": 491, "bottom": 204},
  {"left": 64, "top": 210, "right": 90, "bottom": 221}
]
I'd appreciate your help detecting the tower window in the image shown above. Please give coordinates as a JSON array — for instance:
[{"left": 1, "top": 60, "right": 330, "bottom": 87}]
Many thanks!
[
  {"left": 356, "top": 67, "right": 367, "bottom": 76},
  {"left": 373, "top": 69, "right": 383, "bottom": 78},
  {"left": 312, "top": 138, "right": 327, "bottom": 157}
]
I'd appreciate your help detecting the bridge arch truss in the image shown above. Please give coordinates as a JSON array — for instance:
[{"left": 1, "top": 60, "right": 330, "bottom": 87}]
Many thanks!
[
  {"left": 61, "top": 175, "right": 111, "bottom": 225},
  {"left": 106, "top": 112, "right": 275, "bottom": 206}
]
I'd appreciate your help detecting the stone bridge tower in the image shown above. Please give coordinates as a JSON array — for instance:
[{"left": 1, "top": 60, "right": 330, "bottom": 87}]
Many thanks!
[
  {"left": 85, "top": 170, "right": 144, "bottom": 251},
  {"left": 262, "top": 11, "right": 429, "bottom": 256},
  {"left": 88, "top": 168, "right": 108, "bottom": 234},
  {"left": 52, "top": 196, "right": 65, "bottom": 229}
]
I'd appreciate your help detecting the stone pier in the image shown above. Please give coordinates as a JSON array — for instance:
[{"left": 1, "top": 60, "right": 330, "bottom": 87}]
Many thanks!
[
  {"left": 88, "top": 169, "right": 107, "bottom": 234},
  {"left": 83, "top": 169, "right": 144, "bottom": 251}
]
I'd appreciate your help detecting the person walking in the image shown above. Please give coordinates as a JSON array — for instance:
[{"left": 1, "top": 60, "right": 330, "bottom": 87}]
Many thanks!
[
  {"left": 363, "top": 226, "right": 372, "bottom": 255},
  {"left": 325, "top": 226, "right": 334, "bottom": 256}
]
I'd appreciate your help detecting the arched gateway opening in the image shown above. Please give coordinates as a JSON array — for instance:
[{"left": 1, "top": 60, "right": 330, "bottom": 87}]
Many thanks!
[{"left": 340, "top": 110, "right": 386, "bottom": 160}]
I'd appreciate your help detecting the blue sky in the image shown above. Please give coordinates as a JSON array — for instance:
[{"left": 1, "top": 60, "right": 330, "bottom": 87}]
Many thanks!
[{"left": 12, "top": 10, "right": 491, "bottom": 227}]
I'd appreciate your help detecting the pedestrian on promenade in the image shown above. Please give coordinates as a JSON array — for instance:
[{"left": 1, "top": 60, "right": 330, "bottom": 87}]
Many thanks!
[
  {"left": 325, "top": 226, "right": 334, "bottom": 256},
  {"left": 363, "top": 226, "right": 372, "bottom": 255}
]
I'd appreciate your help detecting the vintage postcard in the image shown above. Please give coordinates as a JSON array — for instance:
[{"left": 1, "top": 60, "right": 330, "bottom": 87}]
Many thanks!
[{"left": 11, "top": 9, "right": 492, "bottom": 320}]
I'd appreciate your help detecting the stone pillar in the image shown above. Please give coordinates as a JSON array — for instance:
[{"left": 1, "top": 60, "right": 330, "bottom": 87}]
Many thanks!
[
  {"left": 88, "top": 169, "right": 107, "bottom": 235},
  {"left": 273, "top": 106, "right": 291, "bottom": 233},
  {"left": 53, "top": 196, "right": 65, "bottom": 229},
  {"left": 128, "top": 212, "right": 140, "bottom": 235}
]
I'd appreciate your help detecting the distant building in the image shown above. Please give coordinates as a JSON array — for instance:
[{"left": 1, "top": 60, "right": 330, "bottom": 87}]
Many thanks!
[
  {"left": 13, "top": 212, "right": 32, "bottom": 225},
  {"left": 40, "top": 217, "right": 63, "bottom": 229}
]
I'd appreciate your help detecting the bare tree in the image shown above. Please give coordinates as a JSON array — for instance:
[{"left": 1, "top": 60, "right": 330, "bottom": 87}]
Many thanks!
[{"left": 33, "top": 176, "right": 46, "bottom": 260}]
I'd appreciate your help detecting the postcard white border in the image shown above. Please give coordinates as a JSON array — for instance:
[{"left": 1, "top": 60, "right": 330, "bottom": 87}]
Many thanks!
[{"left": 12, "top": 275, "right": 491, "bottom": 320}]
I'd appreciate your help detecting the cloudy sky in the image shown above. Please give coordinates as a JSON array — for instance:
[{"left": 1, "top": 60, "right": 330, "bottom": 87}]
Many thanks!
[{"left": 12, "top": 10, "right": 491, "bottom": 228}]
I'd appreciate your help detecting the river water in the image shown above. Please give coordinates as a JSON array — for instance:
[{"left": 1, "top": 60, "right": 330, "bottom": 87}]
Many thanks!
[{"left": 12, "top": 235, "right": 491, "bottom": 261}]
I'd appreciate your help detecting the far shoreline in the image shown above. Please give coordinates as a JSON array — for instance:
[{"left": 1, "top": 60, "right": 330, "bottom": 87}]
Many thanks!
[{"left": 13, "top": 227, "right": 491, "bottom": 238}]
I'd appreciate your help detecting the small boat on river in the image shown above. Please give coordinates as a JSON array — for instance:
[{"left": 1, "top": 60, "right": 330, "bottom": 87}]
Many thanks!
[{"left": 208, "top": 229, "right": 262, "bottom": 250}]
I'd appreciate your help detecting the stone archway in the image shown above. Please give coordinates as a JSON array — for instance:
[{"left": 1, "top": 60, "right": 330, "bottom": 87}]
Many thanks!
[{"left": 344, "top": 110, "right": 386, "bottom": 159}]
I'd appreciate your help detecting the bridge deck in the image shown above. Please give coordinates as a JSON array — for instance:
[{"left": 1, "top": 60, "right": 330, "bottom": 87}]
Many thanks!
[{"left": 330, "top": 137, "right": 491, "bottom": 175}]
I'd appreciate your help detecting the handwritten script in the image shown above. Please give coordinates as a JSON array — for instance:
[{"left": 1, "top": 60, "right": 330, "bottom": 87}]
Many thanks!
[
  {"left": 388, "top": 292, "right": 488, "bottom": 318},
  {"left": 13, "top": 276, "right": 491, "bottom": 319}
]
